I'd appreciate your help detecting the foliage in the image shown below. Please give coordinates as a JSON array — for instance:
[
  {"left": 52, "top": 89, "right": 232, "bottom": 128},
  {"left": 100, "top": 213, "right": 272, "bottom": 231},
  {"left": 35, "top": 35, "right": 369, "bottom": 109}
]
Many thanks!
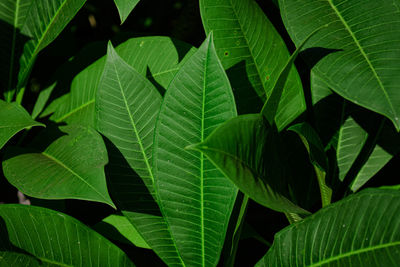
[{"left": 0, "top": 0, "right": 399, "bottom": 266}]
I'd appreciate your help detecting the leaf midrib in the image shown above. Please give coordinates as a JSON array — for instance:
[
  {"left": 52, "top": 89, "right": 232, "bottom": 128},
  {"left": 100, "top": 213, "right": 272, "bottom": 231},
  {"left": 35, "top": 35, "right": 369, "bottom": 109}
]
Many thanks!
[
  {"left": 41, "top": 151, "right": 109, "bottom": 203},
  {"left": 308, "top": 241, "right": 400, "bottom": 266},
  {"left": 327, "top": 0, "right": 396, "bottom": 118},
  {"left": 111, "top": 56, "right": 154, "bottom": 186}
]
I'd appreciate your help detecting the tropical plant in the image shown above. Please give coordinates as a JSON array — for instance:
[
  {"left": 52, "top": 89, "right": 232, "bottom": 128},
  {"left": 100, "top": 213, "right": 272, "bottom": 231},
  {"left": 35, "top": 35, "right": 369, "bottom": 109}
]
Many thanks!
[{"left": 1, "top": 0, "right": 400, "bottom": 266}]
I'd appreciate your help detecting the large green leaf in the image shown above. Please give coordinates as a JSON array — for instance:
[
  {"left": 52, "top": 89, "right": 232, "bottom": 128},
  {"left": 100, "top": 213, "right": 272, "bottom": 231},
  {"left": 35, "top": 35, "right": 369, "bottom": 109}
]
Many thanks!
[
  {"left": 114, "top": 0, "right": 140, "bottom": 24},
  {"left": 96, "top": 43, "right": 184, "bottom": 266},
  {"left": 0, "top": 100, "right": 44, "bottom": 149},
  {"left": 17, "top": 0, "right": 87, "bottom": 89},
  {"left": 200, "top": 0, "right": 305, "bottom": 129},
  {"left": 0, "top": 205, "right": 134, "bottom": 266},
  {"left": 0, "top": 0, "right": 32, "bottom": 101},
  {"left": 279, "top": 0, "right": 400, "bottom": 130},
  {"left": 190, "top": 114, "right": 309, "bottom": 215},
  {"left": 256, "top": 188, "right": 400, "bottom": 266},
  {"left": 153, "top": 33, "right": 238, "bottom": 266},
  {"left": 51, "top": 37, "right": 195, "bottom": 127},
  {"left": 2, "top": 124, "right": 115, "bottom": 208}
]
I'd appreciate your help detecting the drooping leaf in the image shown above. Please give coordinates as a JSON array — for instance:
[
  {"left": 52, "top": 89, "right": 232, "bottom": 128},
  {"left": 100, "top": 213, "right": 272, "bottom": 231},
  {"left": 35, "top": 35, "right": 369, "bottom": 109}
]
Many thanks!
[
  {"left": 153, "top": 33, "right": 238, "bottom": 267},
  {"left": 279, "top": 0, "right": 400, "bottom": 130},
  {"left": 96, "top": 43, "right": 184, "bottom": 266},
  {"left": 114, "top": 0, "right": 140, "bottom": 24},
  {"left": 189, "top": 114, "right": 309, "bottom": 215},
  {"left": 0, "top": 100, "right": 44, "bottom": 149},
  {"left": 0, "top": 0, "right": 32, "bottom": 101},
  {"left": 256, "top": 188, "right": 400, "bottom": 266},
  {"left": 200, "top": 0, "right": 305, "bottom": 129},
  {"left": 51, "top": 37, "right": 195, "bottom": 127},
  {"left": 93, "top": 214, "right": 150, "bottom": 249},
  {"left": 2, "top": 124, "right": 115, "bottom": 208},
  {"left": 288, "top": 122, "right": 332, "bottom": 207},
  {"left": 0, "top": 205, "right": 134, "bottom": 266},
  {"left": 17, "top": 0, "right": 87, "bottom": 89}
]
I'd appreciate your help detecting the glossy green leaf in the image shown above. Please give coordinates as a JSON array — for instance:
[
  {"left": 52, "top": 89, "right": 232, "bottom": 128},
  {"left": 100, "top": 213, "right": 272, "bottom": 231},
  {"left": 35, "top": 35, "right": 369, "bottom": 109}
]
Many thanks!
[
  {"left": 94, "top": 214, "right": 150, "bottom": 249},
  {"left": 200, "top": 0, "right": 305, "bottom": 129},
  {"left": 256, "top": 188, "right": 400, "bottom": 266},
  {"left": 279, "top": 0, "right": 400, "bottom": 130},
  {"left": 51, "top": 37, "right": 195, "bottom": 127},
  {"left": 0, "top": 0, "right": 32, "bottom": 101},
  {"left": 0, "top": 205, "right": 134, "bottom": 266},
  {"left": 96, "top": 43, "right": 184, "bottom": 266},
  {"left": 189, "top": 114, "right": 309, "bottom": 215},
  {"left": 17, "top": 0, "right": 86, "bottom": 89},
  {"left": 114, "top": 0, "right": 140, "bottom": 24},
  {"left": 153, "top": 33, "right": 238, "bottom": 266},
  {"left": 0, "top": 100, "right": 44, "bottom": 149},
  {"left": 2, "top": 124, "right": 115, "bottom": 208}
]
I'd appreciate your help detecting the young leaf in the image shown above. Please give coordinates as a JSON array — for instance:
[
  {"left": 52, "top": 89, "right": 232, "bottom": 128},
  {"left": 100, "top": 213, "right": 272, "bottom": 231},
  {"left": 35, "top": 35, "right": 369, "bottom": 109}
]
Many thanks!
[
  {"left": 279, "top": 0, "right": 400, "bottom": 130},
  {"left": 200, "top": 0, "right": 304, "bottom": 129},
  {"left": 0, "top": 205, "right": 134, "bottom": 266},
  {"left": 2, "top": 124, "right": 115, "bottom": 208},
  {"left": 256, "top": 188, "right": 400, "bottom": 266},
  {"left": 189, "top": 114, "right": 309, "bottom": 215},
  {"left": 94, "top": 214, "right": 150, "bottom": 249},
  {"left": 0, "top": 100, "right": 44, "bottom": 149},
  {"left": 288, "top": 122, "right": 332, "bottom": 207},
  {"left": 96, "top": 43, "right": 184, "bottom": 266},
  {"left": 17, "top": 0, "right": 87, "bottom": 91},
  {"left": 153, "top": 33, "right": 238, "bottom": 266},
  {"left": 114, "top": 0, "right": 140, "bottom": 24},
  {"left": 0, "top": 0, "right": 33, "bottom": 101}
]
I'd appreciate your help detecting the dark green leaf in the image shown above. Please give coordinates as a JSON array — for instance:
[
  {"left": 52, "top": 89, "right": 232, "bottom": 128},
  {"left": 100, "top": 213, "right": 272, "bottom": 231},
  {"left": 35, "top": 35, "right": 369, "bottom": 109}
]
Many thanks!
[
  {"left": 153, "top": 33, "right": 238, "bottom": 266},
  {"left": 2, "top": 125, "right": 115, "bottom": 208},
  {"left": 189, "top": 114, "right": 309, "bottom": 215},
  {"left": 256, "top": 189, "right": 400, "bottom": 267},
  {"left": 0, "top": 100, "right": 44, "bottom": 149}
]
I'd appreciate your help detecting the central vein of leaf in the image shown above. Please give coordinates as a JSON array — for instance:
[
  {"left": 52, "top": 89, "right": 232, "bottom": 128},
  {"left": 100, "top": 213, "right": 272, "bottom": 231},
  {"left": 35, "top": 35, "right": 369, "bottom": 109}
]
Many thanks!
[
  {"left": 327, "top": 0, "right": 396, "bottom": 118},
  {"left": 112, "top": 60, "right": 154, "bottom": 185}
]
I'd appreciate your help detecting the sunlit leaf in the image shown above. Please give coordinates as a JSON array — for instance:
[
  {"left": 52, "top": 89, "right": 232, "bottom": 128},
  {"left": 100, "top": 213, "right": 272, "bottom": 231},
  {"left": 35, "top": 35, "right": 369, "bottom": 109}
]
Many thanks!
[{"left": 114, "top": 0, "right": 140, "bottom": 24}]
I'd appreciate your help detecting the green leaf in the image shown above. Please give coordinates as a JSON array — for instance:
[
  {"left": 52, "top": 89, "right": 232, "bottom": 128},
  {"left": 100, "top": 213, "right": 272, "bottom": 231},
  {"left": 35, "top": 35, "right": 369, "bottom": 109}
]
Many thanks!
[
  {"left": 0, "top": 205, "right": 134, "bottom": 266},
  {"left": 256, "top": 188, "right": 400, "bottom": 266},
  {"left": 153, "top": 33, "right": 238, "bottom": 266},
  {"left": 96, "top": 43, "right": 184, "bottom": 266},
  {"left": 51, "top": 37, "right": 195, "bottom": 127},
  {"left": 189, "top": 114, "right": 309, "bottom": 215},
  {"left": 94, "top": 214, "right": 150, "bottom": 249},
  {"left": 0, "top": 0, "right": 32, "bottom": 101},
  {"left": 200, "top": 0, "right": 304, "bottom": 129},
  {"left": 0, "top": 100, "right": 44, "bottom": 149},
  {"left": 0, "top": 251, "right": 40, "bottom": 266},
  {"left": 288, "top": 122, "right": 332, "bottom": 207},
  {"left": 114, "top": 0, "right": 140, "bottom": 24},
  {"left": 31, "top": 82, "right": 56, "bottom": 119},
  {"left": 279, "top": 0, "right": 400, "bottom": 130},
  {"left": 2, "top": 124, "right": 115, "bottom": 208},
  {"left": 17, "top": 0, "right": 87, "bottom": 90}
]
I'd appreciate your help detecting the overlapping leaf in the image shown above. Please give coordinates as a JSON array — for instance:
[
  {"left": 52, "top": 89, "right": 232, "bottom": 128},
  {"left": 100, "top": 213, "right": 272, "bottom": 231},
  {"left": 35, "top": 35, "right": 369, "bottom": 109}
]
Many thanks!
[
  {"left": 256, "top": 189, "right": 400, "bottom": 266},
  {"left": 200, "top": 0, "right": 305, "bottom": 128},
  {"left": 0, "top": 100, "right": 44, "bottom": 149},
  {"left": 0, "top": 205, "right": 134, "bottom": 266},
  {"left": 153, "top": 33, "right": 239, "bottom": 267},
  {"left": 190, "top": 114, "right": 309, "bottom": 215},
  {"left": 51, "top": 37, "right": 195, "bottom": 127},
  {"left": 279, "top": 0, "right": 400, "bottom": 130},
  {"left": 96, "top": 43, "right": 184, "bottom": 266},
  {"left": 0, "top": 0, "right": 32, "bottom": 101},
  {"left": 17, "top": 0, "right": 87, "bottom": 89},
  {"left": 2, "top": 124, "right": 115, "bottom": 208}
]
